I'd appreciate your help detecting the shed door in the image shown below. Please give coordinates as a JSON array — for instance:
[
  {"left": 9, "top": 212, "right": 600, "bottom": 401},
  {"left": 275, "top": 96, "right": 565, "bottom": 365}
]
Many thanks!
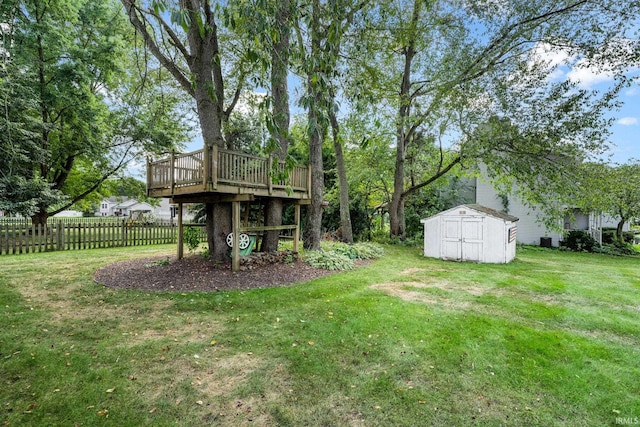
[
  {"left": 441, "top": 217, "right": 484, "bottom": 262},
  {"left": 461, "top": 218, "right": 484, "bottom": 262},
  {"left": 442, "top": 218, "right": 462, "bottom": 260}
]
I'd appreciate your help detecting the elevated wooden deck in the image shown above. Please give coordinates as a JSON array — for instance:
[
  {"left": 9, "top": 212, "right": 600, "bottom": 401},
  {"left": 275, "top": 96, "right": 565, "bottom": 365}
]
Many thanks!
[{"left": 147, "top": 146, "right": 311, "bottom": 202}]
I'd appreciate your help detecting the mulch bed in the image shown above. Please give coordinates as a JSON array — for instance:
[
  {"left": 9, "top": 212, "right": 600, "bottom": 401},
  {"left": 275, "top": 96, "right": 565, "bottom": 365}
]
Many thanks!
[{"left": 94, "top": 251, "right": 342, "bottom": 292}]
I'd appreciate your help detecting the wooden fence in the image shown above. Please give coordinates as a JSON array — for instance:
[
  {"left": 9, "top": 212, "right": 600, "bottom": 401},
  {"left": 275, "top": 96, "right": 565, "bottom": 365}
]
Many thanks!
[
  {"left": 0, "top": 216, "right": 166, "bottom": 226},
  {"left": 0, "top": 221, "right": 206, "bottom": 255}
]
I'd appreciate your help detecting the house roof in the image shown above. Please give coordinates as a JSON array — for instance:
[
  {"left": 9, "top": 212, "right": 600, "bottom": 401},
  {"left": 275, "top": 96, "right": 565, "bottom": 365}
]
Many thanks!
[
  {"left": 114, "top": 199, "right": 139, "bottom": 208},
  {"left": 128, "top": 202, "right": 153, "bottom": 212},
  {"left": 105, "top": 196, "right": 129, "bottom": 204}
]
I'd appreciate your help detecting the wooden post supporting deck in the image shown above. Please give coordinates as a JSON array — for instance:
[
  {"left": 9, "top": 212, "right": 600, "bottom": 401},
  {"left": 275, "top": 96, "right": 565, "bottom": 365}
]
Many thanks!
[
  {"left": 294, "top": 203, "right": 301, "bottom": 253},
  {"left": 170, "top": 151, "right": 176, "bottom": 195},
  {"left": 211, "top": 145, "right": 218, "bottom": 190},
  {"left": 203, "top": 145, "right": 210, "bottom": 186},
  {"left": 177, "top": 202, "right": 184, "bottom": 259}
]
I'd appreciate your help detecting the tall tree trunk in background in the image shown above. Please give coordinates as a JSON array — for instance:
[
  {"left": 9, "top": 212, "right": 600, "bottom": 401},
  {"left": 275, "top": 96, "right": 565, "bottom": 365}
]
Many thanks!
[
  {"left": 329, "top": 108, "right": 353, "bottom": 243},
  {"left": 303, "top": 0, "right": 324, "bottom": 250},
  {"left": 616, "top": 215, "right": 627, "bottom": 243},
  {"left": 262, "top": 0, "right": 292, "bottom": 252},
  {"left": 389, "top": 0, "right": 420, "bottom": 239}
]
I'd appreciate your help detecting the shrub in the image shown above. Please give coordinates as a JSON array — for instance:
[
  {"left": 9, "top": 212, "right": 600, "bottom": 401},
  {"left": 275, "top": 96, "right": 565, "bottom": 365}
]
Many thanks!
[
  {"left": 602, "top": 228, "right": 635, "bottom": 244},
  {"left": 564, "top": 230, "right": 598, "bottom": 252},
  {"left": 351, "top": 242, "right": 385, "bottom": 259},
  {"left": 304, "top": 250, "right": 354, "bottom": 270},
  {"left": 371, "top": 231, "right": 421, "bottom": 247},
  {"left": 302, "top": 242, "right": 384, "bottom": 270},
  {"left": 594, "top": 241, "right": 639, "bottom": 256},
  {"left": 183, "top": 226, "right": 201, "bottom": 252}
]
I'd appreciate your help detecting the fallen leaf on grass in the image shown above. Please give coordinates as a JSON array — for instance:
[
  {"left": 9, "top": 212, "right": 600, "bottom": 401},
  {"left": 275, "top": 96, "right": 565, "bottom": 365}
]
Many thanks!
[
  {"left": 106, "top": 388, "right": 115, "bottom": 393},
  {"left": 97, "top": 409, "right": 108, "bottom": 416}
]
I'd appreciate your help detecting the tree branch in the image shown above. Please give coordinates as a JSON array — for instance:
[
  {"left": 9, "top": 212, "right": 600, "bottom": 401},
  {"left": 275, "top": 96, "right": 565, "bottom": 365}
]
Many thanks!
[
  {"left": 47, "top": 144, "right": 136, "bottom": 216},
  {"left": 121, "top": 0, "right": 195, "bottom": 97},
  {"left": 401, "top": 155, "right": 462, "bottom": 199}
]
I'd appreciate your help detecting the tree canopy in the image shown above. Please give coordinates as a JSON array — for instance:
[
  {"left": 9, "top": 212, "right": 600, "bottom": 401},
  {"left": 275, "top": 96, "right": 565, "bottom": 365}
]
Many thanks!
[{"left": 0, "top": 0, "right": 187, "bottom": 222}]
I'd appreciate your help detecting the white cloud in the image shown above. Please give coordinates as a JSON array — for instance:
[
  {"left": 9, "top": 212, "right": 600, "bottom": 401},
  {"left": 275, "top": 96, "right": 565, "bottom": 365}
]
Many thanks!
[
  {"left": 531, "top": 43, "right": 573, "bottom": 68},
  {"left": 566, "top": 60, "right": 616, "bottom": 89},
  {"left": 618, "top": 117, "right": 638, "bottom": 126},
  {"left": 529, "top": 40, "right": 639, "bottom": 89}
]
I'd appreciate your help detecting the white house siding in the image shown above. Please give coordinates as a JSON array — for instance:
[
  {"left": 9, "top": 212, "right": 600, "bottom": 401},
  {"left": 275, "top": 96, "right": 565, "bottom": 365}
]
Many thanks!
[
  {"left": 474, "top": 176, "right": 563, "bottom": 246},
  {"left": 601, "top": 213, "right": 630, "bottom": 230},
  {"left": 474, "top": 171, "right": 630, "bottom": 247}
]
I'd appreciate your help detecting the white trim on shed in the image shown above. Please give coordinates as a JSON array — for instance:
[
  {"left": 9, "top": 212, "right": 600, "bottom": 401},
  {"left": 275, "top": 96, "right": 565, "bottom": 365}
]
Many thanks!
[{"left": 421, "top": 204, "right": 519, "bottom": 264}]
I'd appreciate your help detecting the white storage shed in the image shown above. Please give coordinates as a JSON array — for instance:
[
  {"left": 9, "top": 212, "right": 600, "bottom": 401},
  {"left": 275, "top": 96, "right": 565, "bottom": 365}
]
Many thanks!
[{"left": 420, "top": 204, "right": 519, "bottom": 264}]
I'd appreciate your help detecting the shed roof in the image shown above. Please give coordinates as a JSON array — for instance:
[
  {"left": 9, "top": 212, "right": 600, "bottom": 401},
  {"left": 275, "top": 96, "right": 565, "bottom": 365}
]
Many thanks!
[
  {"left": 421, "top": 204, "right": 519, "bottom": 223},
  {"left": 463, "top": 204, "right": 519, "bottom": 222}
]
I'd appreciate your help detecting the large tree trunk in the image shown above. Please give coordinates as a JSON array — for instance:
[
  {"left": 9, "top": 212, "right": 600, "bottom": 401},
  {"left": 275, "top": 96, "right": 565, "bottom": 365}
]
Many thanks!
[
  {"left": 304, "top": 79, "right": 325, "bottom": 250},
  {"left": 261, "top": 199, "right": 283, "bottom": 251},
  {"left": 303, "top": 0, "right": 324, "bottom": 251},
  {"left": 186, "top": 4, "right": 228, "bottom": 261},
  {"left": 305, "top": 110, "right": 324, "bottom": 250},
  {"left": 31, "top": 208, "right": 50, "bottom": 226},
  {"left": 262, "top": 0, "right": 292, "bottom": 253},
  {"left": 206, "top": 203, "right": 232, "bottom": 261},
  {"left": 389, "top": 0, "right": 420, "bottom": 239},
  {"left": 122, "top": 0, "right": 230, "bottom": 262},
  {"left": 329, "top": 109, "right": 353, "bottom": 243}
]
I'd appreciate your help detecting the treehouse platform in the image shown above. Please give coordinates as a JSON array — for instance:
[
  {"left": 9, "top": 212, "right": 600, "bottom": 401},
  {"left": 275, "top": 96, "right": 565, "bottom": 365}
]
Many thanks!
[
  {"left": 146, "top": 146, "right": 311, "bottom": 202},
  {"left": 146, "top": 146, "right": 311, "bottom": 272}
]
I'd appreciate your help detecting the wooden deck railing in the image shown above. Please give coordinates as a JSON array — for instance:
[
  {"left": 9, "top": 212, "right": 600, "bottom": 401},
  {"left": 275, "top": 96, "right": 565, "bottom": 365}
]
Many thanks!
[{"left": 147, "top": 147, "right": 310, "bottom": 198}]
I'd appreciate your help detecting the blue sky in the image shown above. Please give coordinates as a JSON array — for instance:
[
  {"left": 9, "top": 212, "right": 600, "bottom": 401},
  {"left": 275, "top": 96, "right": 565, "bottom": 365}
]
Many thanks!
[
  {"left": 531, "top": 41, "right": 640, "bottom": 164},
  {"left": 608, "top": 85, "right": 640, "bottom": 164}
]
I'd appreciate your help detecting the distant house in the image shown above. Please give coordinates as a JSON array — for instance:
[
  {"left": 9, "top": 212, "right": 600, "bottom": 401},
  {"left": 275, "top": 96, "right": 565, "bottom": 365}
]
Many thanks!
[
  {"left": 97, "top": 197, "right": 152, "bottom": 217},
  {"left": 96, "top": 197, "right": 193, "bottom": 222},
  {"left": 472, "top": 168, "right": 628, "bottom": 247}
]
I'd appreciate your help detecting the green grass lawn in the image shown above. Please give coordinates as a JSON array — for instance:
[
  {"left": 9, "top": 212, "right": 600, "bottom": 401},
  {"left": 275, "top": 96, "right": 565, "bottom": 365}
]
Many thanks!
[{"left": 1, "top": 245, "right": 639, "bottom": 426}]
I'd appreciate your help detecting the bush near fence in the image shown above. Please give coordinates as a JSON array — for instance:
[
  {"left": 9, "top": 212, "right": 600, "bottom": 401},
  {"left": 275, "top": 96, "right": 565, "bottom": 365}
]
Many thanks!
[{"left": 0, "top": 221, "right": 206, "bottom": 255}]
